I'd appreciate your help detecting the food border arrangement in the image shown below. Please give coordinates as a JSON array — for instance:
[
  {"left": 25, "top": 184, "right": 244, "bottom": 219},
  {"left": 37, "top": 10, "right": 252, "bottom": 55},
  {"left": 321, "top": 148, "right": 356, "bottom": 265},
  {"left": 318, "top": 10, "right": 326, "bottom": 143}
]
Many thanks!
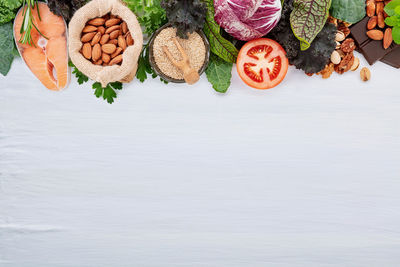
[{"left": 1, "top": 0, "right": 399, "bottom": 104}]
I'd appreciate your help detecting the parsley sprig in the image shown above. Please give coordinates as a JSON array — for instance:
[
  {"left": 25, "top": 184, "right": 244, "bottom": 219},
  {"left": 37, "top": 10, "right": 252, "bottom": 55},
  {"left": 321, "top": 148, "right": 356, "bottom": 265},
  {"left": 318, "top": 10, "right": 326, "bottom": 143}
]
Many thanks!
[{"left": 69, "top": 61, "right": 123, "bottom": 104}]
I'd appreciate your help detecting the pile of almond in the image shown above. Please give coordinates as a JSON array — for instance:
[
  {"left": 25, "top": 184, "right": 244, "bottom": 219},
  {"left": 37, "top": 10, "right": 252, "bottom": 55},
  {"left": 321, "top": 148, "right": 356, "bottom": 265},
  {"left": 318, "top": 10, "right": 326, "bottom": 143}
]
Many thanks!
[
  {"left": 366, "top": 0, "right": 393, "bottom": 49},
  {"left": 80, "top": 13, "right": 134, "bottom": 66},
  {"left": 318, "top": 19, "right": 361, "bottom": 79}
]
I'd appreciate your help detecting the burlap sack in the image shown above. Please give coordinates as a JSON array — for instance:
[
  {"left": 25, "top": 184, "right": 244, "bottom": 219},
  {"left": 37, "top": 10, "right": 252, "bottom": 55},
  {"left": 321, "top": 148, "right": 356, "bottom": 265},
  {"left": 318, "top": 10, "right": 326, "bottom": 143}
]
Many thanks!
[{"left": 69, "top": 0, "right": 143, "bottom": 87}]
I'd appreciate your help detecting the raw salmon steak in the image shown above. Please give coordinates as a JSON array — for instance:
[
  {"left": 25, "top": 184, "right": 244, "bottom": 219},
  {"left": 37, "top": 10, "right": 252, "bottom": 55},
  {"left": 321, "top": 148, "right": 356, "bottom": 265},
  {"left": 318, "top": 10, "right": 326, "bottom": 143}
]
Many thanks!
[{"left": 14, "top": 2, "right": 69, "bottom": 91}]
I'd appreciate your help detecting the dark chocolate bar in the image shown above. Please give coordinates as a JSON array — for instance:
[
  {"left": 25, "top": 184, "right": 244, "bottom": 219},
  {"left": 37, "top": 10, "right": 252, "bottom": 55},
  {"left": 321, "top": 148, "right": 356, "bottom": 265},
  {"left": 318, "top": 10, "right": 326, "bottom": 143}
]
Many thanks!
[
  {"left": 381, "top": 47, "right": 400, "bottom": 68},
  {"left": 350, "top": 16, "right": 399, "bottom": 66}
]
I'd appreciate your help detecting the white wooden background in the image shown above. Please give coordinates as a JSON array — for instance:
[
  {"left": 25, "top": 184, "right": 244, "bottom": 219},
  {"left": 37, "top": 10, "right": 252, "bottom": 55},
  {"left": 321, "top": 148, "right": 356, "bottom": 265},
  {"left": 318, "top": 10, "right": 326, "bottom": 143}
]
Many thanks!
[{"left": 1, "top": 54, "right": 400, "bottom": 266}]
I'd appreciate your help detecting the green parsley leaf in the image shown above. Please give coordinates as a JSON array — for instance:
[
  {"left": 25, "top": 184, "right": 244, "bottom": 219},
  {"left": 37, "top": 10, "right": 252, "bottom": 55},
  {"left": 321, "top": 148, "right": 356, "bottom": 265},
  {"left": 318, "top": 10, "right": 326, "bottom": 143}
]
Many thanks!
[
  {"left": 69, "top": 61, "right": 89, "bottom": 84},
  {"left": 205, "top": 53, "right": 233, "bottom": 93},
  {"left": 92, "top": 81, "right": 123, "bottom": 104}
]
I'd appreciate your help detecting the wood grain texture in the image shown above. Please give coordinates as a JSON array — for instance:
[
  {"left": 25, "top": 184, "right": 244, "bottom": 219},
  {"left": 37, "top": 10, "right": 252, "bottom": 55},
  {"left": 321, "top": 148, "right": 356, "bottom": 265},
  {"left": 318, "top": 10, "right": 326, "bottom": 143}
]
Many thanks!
[{"left": 1, "top": 55, "right": 400, "bottom": 266}]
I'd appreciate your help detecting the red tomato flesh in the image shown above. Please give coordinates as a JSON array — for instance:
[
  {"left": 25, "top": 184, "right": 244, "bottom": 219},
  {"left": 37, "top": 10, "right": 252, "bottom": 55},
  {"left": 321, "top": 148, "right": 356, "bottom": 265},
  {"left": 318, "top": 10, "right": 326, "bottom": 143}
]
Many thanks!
[{"left": 237, "top": 38, "right": 289, "bottom": 90}]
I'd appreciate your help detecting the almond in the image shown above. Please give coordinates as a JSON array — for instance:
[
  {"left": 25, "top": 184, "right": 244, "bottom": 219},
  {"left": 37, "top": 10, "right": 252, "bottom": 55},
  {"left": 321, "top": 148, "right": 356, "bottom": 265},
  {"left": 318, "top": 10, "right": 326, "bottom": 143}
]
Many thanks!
[
  {"left": 118, "top": 35, "right": 127, "bottom": 50},
  {"left": 91, "top": 32, "right": 101, "bottom": 46},
  {"left": 367, "top": 16, "right": 377, "bottom": 30},
  {"left": 102, "top": 53, "right": 111, "bottom": 64},
  {"left": 82, "top": 43, "right": 92, "bottom": 60},
  {"left": 109, "top": 54, "right": 123, "bottom": 65},
  {"left": 81, "top": 32, "right": 96, "bottom": 43},
  {"left": 377, "top": 12, "right": 385, "bottom": 28},
  {"left": 376, "top": 2, "right": 384, "bottom": 14},
  {"left": 383, "top": 28, "right": 393, "bottom": 49},
  {"left": 121, "top": 22, "right": 128, "bottom": 34},
  {"left": 367, "top": 29, "right": 384, "bottom": 40},
  {"left": 109, "top": 30, "right": 120, "bottom": 40},
  {"left": 366, "top": 2, "right": 376, "bottom": 17},
  {"left": 102, "top": 43, "right": 117, "bottom": 54},
  {"left": 105, "top": 18, "right": 121, "bottom": 28},
  {"left": 88, "top": 18, "right": 105, "bottom": 26},
  {"left": 111, "top": 47, "right": 123, "bottom": 58},
  {"left": 126, "top": 32, "right": 134, "bottom": 46},
  {"left": 97, "top": 26, "right": 106, "bottom": 35},
  {"left": 94, "top": 59, "right": 103, "bottom": 65},
  {"left": 108, "top": 39, "right": 118, "bottom": 45},
  {"left": 92, "top": 43, "right": 102, "bottom": 62},
  {"left": 82, "top": 25, "right": 97, "bottom": 33},
  {"left": 105, "top": 25, "right": 120, "bottom": 34},
  {"left": 100, "top": 34, "right": 110, "bottom": 45}
]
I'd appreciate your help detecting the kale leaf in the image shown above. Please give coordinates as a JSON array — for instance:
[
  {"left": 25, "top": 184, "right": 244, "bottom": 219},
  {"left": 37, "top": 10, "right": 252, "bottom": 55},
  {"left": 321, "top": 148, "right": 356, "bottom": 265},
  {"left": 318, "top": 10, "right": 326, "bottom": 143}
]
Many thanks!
[
  {"left": 161, "top": 0, "right": 207, "bottom": 39},
  {"left": 269, "top": 0, "right": 336, "bottom": 74},
  {"left": 47, "top": 0, "right": 88, "bottom": 22},
  {"left": 205, "top": 53, "right": 232, "bottom": 93}
]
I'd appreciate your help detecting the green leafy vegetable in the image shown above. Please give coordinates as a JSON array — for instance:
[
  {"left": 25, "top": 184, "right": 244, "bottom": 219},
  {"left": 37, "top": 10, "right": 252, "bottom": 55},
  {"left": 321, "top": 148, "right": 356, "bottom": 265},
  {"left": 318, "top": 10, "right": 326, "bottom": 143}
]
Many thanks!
[
  {"left": 0, "top": 0, "right": 23, "bottom": 10},
  {"left": 136, "top": 44, "right": 157, "bottom": 82},
  {"left": 69, "top": 61, "right": 89, "bottom": 84},
  {"left": 385, "top": 0, "right": 400, "bottom": 44},
  {"left": 205, "top": 53, "right": 232, "bottom": 93},
  {"left": 330, "top": 0, "right": 365, "bottom": 24},
  {"left": 161, "top": 0, "right": 207, "bottom": 39},
  {"left": 92, "top": 82, "right": 123, "bottom": 104},
  {"left": 47, "top": 0, "right": 88, "bottom": 22},
  {"left": 0, "top": 22, "right": 15, "bottom": 76},
  {"left": 203, "top": 0, "right": 238, "bottom": 63},
  {"left": 290, "top": 0, "right": 331, "bottom": 50},
  {"left": 123, "top": 0, "right": 167, "bottom": 35},
  {"left": 269, "top": 0, "right": 336, "bottom": 73}
]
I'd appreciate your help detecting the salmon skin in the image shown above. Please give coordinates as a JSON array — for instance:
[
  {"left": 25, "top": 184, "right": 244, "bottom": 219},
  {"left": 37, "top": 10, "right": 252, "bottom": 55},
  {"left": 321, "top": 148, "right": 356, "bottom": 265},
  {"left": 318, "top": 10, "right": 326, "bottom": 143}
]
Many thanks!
[{"left": 14, "top": 2, "right": 69, "bottom": 91}]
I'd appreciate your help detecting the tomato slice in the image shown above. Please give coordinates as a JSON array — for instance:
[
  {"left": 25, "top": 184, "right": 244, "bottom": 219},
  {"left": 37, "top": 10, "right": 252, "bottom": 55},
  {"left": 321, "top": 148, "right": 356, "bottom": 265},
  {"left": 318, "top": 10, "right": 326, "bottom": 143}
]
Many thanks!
[{"left": 237, "top": 38, "right": 289, "bottom": 90}]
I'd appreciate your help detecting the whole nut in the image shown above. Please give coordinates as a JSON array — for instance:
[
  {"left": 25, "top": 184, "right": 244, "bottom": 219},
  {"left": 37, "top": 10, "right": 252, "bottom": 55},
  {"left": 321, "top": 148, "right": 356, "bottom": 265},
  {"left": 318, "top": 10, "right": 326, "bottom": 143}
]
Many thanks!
[
  {"left": 121, "top": 22, "right": 128, "bottom": 34},
  {"left": 92, "top": 43, "right": 102, "bottom": 62},
  {"left": 126, "top": 32, "right": 134, "bottom": 46},
  {"left": 118, "top": 35, "right": 127, "bottom": 50},
  {"left": 335, "top": 31, "right": 346, "bottom": 42},
  {"left": 367, "top": 16, "right": 377, "bottom": 30},
  {"left": 111, "top": 47, "right": 123, "bottom": 58},
  {"left": 102, "top": 53, "right": 111, "bottom": 64},
  {"left": 108, "top": 39, "right": 118, "bottom": 45},
  {"left": 109, "top": 30, "right": 120, "bottom": 40},
  {"left": 376, "top": 2, "right": 384, "bottom": 14},
  {"left": 91, "top": 32, "right": 101, "bottom": 46},
  {"left": 377, "top": 12, "right": 385, "bottom": 28},
  {"left": 366, "top": 1, "right": 376, "bottom": 17},
  {"left": 105, "top": 18, "right": 121, "bottom": 28},
  {"left": 105, "top": 25, "right": 120, "bottom": 34},
  {"left": 350, "top": 57, "right": 360, "bottom": 71},
  {"left": 102, "top": 43, "right": 117, "bottom": 54},
  {"left": 330, "top": 50, "right": 341, "bottom": 65},
  {"left": 341, "top": 38, "right": 355, "bottom": 53},
  {"left": 82, "top": 25, "right": 97, "bottom": 33},
  {"left": 81, "top": 32, "right": 96, "bottom": 42},
  {"left": 360, "top": 67, "right": 371, "bottom": 81},
  {"left": 384, "top": 28, "right": 393, "bottom": 49},
  {"left": 109, "top": 54, "right": 123, "bottom": 65},
  {"left": 367, "top": 29, "right": 384, "bottom": 40},
  {"left": 82, "top": 43, "right": 92, "bottom": 60},
  {"left": 100, "top": 34, "right": 110, "bottom": 45},
  {"left": 88, "top": 18, "right": 105, "bottom": 26},
  {"left": 97, "top": 26, "right": 106, "bottom": 35},
  {"left": 94, "top": 59, "right": 103, "bottom": 65}
]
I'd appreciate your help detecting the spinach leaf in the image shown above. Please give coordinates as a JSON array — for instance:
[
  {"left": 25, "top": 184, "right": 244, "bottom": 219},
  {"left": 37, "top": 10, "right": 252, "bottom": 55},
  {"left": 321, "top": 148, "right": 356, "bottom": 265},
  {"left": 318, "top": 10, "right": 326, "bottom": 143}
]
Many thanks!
[
  {"left": 205, "top": 53, "right": 232, "bottom": 93},
  {"left": 290, "top": 0, "right": 331, "bottom": 50},
  {"left": 203, "top": 0, "right": 238, "bottom": 63},
  {"left": 0, "top": 22, "right": 15, "bottom": 76},
  {"left": 330, "top": 0, "right": 365, "bottom": 24}
]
